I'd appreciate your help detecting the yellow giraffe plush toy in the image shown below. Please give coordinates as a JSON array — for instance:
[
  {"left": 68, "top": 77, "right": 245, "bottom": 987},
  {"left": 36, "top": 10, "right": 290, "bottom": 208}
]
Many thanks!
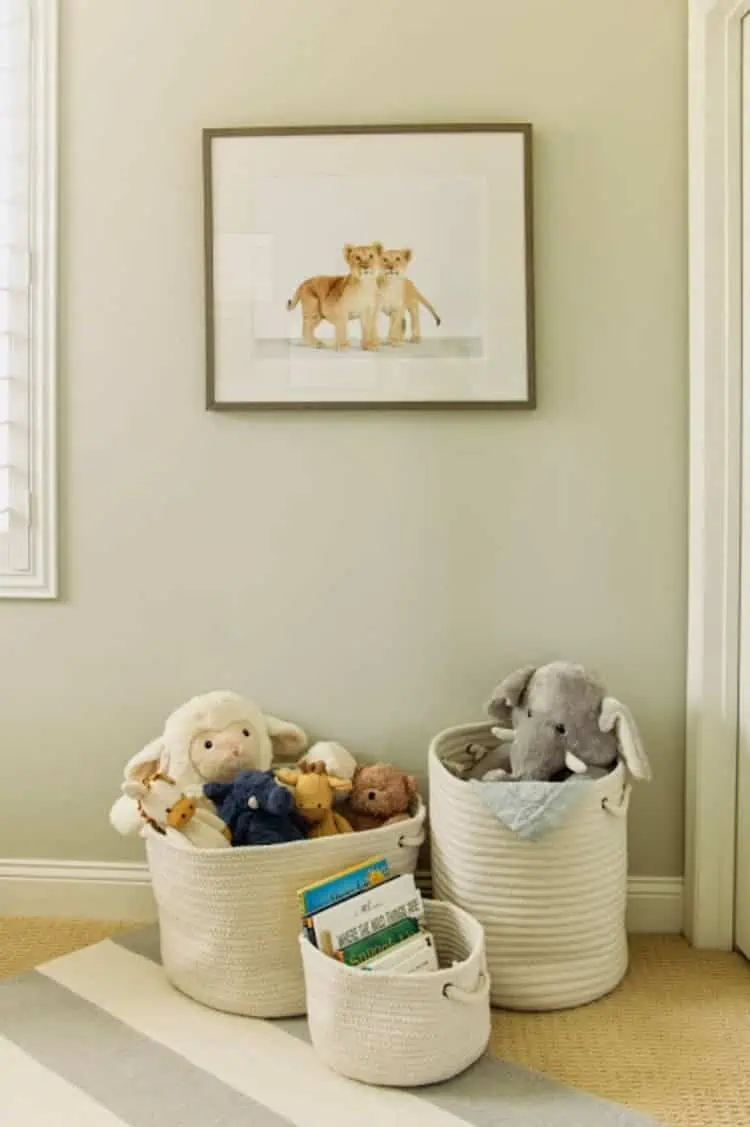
[{"left": 275, "top": 761, "right": 353, "bottom": 838}]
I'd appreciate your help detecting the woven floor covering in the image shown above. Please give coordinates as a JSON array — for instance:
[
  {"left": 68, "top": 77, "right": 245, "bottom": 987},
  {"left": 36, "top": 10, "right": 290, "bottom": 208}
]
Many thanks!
[{"left": 0, "top": 920, "right": 747, "bottom": 1127}]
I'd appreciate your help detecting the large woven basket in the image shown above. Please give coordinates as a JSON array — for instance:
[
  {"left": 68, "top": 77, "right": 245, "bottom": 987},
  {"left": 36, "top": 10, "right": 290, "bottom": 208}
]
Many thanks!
[
  {"left": 300, "top": 898, "right": 490, "bottom": 1087},
  {"left": 429, "top": 723, "right": 630, "bottom": 1011},
  {"left": 145, "top": 799, "right": 425, "bottom": 1018}
]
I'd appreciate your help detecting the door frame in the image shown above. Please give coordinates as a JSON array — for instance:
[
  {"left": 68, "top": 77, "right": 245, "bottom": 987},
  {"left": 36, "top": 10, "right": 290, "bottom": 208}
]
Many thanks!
[{"left": 687, "top": 0, "right": 750, "bottom": 949}]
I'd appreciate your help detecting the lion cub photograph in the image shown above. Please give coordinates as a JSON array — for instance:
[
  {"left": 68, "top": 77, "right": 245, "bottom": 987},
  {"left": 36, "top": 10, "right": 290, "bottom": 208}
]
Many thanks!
[
  {"left": 377, "top": 248, "right": 441, "bottom": 346},
  {"left": 286, "top": 242, "right": 383, "bottom": 351},
  {"left": 287, "top": 243, "right": 442, "bottom": 352}
]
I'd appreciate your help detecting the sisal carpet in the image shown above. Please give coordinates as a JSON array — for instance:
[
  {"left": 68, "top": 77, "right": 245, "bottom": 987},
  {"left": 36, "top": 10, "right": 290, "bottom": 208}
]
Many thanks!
[{"left": 0, "top": 920, "right": 748, "bottom": 1126}]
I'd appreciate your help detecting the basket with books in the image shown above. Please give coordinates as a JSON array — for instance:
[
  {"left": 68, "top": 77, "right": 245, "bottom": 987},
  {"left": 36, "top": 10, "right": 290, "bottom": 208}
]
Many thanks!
[{"left": 298, "top": 857, "right": 490, "bottom": 1087}]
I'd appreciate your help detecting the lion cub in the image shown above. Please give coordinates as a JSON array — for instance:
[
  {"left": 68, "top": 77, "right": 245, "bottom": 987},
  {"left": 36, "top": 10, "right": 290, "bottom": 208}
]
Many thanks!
[
  {"left": 377, "top": 248, "right": 441, "bottom": 345},
  {"left": 287, "top": 243, "right": 383, "bottom": 350}
]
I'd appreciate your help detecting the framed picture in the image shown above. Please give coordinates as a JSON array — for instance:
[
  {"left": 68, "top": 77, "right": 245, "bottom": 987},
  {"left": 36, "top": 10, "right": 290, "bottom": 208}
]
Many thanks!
[{"left": 203, "top": 124, "right": 535, "bottom": 410}]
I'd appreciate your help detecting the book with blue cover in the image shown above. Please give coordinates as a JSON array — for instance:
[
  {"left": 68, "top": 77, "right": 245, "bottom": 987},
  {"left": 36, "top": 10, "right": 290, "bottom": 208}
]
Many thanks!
[{"left": 297, "top": 856, "right": 391, "bottom": 941}]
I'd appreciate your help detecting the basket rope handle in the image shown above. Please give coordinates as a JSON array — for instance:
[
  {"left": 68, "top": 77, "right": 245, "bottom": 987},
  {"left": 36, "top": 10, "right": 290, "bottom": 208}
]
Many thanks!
[
  {"left": 398, "top": 829, "right": 425, "bottom": 848},
  {"left": 601, "top": 783, "right": 632, "bottom": 818},
  {"left": 443, "top": 973, "right": 489, "bottom": 1003}
]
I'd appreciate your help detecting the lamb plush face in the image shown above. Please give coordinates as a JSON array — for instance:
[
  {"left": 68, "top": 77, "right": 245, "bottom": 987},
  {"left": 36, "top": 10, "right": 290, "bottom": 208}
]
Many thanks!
[
  {"left": 188, "top": 722, "right": 263, "bottom": 783},
  {"left": 161, "top": 690, "right": 308, "bottom": 789}
]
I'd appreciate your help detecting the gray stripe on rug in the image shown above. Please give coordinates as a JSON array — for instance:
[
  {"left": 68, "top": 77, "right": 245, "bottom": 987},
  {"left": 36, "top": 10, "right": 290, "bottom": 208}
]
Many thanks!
[
  {"left": 276, "top": 1014, "right": 663, "bottom": 1126},
  {"left": 114, "top": 928, "right": 663, "bottom": 1126},
  {"left": 0, "top": 970, "right": 294, "bottom": 1127}
]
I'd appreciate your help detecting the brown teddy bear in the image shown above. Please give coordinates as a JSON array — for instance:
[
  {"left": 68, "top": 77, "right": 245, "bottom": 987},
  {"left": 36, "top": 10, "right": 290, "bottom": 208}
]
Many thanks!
[{"left": 346, "top": 763, "right": 418, "bottom": 832}]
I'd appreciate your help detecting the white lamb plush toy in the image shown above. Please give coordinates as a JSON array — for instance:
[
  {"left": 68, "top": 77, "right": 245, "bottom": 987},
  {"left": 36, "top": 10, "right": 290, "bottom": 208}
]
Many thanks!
[
  {"left": 109, "top": 690, "right": 308, "bottom": 836},
  {"left": 122, "top": 773, "right": 232, "bottom": 850}
]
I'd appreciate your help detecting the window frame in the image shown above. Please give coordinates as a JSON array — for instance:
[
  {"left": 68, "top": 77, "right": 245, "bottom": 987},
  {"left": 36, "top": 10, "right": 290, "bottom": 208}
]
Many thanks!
[{"left": 0, "top": 0, "right": 57, "bottom": 599}]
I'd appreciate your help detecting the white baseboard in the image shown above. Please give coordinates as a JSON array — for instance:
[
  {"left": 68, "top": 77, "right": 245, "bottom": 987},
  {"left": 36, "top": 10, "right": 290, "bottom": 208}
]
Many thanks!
[
  {"left": 624, "top": 876, "right": 684, "bottom": 935},
  {"left": 0, "top": 860, "right": 156, "bottom": 922},
  {"left": 0, "top": 860, "right": 684, "bottom": 934}
]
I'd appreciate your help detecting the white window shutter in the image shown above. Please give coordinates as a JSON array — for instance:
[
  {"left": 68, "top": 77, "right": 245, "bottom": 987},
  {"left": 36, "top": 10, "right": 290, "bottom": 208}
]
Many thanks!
[
  {"left": 0, "top": 0, "right": 56, "bottom": 596},
  {"left": 0, "top": 0, "right": 30, "bottom": 573}
]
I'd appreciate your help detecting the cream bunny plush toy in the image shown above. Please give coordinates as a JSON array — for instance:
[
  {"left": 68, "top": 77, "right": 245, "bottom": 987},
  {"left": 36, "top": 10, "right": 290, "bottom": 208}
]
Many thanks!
[
  {"left": 123, "top": 772, "right": 232, "bottom": 849},
  {"left": 109, "top": 690, "right": 308, "bottom": 836},
  {"left": 298, "top": 740, "right": 358, "bottom": 781}
]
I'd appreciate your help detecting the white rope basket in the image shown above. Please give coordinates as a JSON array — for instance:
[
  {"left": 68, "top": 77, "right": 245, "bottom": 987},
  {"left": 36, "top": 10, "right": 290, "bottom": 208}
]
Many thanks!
[
  {"left": 429, "top": 724, "right": 630, "bottom": 1011},
  {"left": 145, "top": 799, "right": 425, "bottom": 1018},
  {"left": 300, "top": 898, "right": 490, "bottom": 1087}
]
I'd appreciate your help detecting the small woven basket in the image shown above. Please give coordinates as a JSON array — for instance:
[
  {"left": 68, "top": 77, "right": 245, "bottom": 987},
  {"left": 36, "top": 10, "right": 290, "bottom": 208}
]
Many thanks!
[
  {"left": 145, "top": 799, "right": 425, "bottom": 1019},
  {"left": 300, "top": 898, "right": 490, "bottom": 1087},
  {"left": 429, "top": 723, "right": 630, "bottom": 1011}
]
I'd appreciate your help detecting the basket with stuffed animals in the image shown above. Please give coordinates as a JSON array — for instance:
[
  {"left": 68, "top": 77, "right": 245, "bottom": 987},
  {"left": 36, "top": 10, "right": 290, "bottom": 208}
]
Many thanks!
[
  {"left": 110, "top": 691, "right": 425, "bottom": 1019},
  {"left": 429, "top": 663, "right": 652, "bottom": 1012}
]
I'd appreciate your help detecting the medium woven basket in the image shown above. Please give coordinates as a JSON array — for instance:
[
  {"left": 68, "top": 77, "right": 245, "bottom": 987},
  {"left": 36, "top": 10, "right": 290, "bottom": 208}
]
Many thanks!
[
  {"left": 145, "top": 799, "right": 425, "bottom": 1018},
  {"left": 300, "top": 898, "right": 490, "bottom": 1086},
  {"left": 429, "top": 723, "right": 630, "bottom": 1011}
]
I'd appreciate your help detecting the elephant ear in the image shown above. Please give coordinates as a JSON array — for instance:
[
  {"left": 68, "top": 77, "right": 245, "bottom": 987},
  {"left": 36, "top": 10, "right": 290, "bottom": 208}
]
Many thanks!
[
  {"left": 266, "top": 715, "right": 308, "bottom": 760},
  {"left": 486, "top": 665, "right": 536, "bottom": 723},
  {"left": 599, "top": 697, "right": 652, "bottom": 781}
]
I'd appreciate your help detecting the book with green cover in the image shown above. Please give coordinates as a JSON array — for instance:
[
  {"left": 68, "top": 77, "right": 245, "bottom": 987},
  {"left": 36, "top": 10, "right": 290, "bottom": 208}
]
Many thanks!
[{"left": 335, "top": 916, "right": 420, "bottom": 966}]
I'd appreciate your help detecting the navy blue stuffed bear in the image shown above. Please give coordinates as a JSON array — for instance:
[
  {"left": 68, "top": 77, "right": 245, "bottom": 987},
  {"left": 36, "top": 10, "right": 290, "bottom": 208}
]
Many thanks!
[{"left": 203, "top": 770, "right": 306, "bottom": 847}]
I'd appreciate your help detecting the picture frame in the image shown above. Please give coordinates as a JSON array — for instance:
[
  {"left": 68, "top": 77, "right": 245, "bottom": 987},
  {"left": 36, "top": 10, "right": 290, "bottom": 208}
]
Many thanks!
[{"left": 203, "top": 123, "right": 535, "bottom": 410}]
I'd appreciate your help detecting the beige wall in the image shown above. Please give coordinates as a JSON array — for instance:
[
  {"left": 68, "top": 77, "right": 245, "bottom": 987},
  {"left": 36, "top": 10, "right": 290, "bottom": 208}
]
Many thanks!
[{"left": 0, "top": 0, "right": 686, "bottom": 874}]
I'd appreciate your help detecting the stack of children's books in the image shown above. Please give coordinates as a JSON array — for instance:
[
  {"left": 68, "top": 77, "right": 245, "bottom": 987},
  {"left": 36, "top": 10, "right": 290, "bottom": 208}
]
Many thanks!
[{"left": 298, "top": 856, "right": 439, "bottom": 974}]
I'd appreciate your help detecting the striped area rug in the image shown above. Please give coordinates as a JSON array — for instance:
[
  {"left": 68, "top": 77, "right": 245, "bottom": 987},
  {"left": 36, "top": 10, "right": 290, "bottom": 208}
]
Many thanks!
[{"left": 0, "top": 926, "right": 664, "bottom": 1126}]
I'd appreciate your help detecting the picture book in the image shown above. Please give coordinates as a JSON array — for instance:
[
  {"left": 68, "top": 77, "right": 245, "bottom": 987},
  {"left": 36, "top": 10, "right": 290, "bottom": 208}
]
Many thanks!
[
  {"left": 311, "top": 872, "right": 423, "bottom": 954},
  {"left": 297, "top": 856, "right": 390, "bottom": 922}
]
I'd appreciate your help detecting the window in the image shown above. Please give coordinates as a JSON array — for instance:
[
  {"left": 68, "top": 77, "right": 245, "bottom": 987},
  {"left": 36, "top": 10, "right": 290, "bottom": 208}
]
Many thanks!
[{"left": 0, "top": 0, "right": 56, "bottom": 597}]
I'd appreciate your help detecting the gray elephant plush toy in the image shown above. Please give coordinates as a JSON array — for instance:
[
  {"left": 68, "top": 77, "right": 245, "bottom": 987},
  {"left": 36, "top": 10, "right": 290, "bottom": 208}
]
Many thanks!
[{"left": 474, "top": 661, "right": 651, "bottom": 783}]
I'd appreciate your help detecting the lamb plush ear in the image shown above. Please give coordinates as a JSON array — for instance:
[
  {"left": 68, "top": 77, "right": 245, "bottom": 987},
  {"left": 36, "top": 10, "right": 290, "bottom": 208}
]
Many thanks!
[
  {"left": 371, "top": 241, "right": 383, "bottom": 255},
  {"left": 486, "top": 665, "right": 536, "bottom": 722},
  {"left": 599, "top": 697, "right": 652, "bottom": 781},
  {"left": 403, "top": 248, "right": 412, "bottom": 263},
  {"left": 266, "top": 715, "right": 308, "bottom": 760},
  {"left": 343, "top": 244, "right": 354, "bottom": 264},
  {"left": 122, "top": 780, "right": 146, "bottom": 800},
  {"left": 123, "top": 738, "right": 166, "bottom": 783}
]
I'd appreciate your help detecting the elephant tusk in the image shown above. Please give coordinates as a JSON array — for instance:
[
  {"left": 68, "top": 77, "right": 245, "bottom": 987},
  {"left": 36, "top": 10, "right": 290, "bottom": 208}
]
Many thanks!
[{"left": 565, "top": 751, "right": 588, "bottom": 775}]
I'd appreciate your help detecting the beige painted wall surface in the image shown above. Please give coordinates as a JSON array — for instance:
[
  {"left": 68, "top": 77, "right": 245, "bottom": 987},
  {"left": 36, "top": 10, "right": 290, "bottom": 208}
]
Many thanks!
[{"left": 0, "top": 0, "right": 686, "bottom": 874}]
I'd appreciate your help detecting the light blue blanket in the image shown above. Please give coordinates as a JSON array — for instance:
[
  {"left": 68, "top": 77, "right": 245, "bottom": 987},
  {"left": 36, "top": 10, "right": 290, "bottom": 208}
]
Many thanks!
[{"left": 469, "top": 777, "right": 590, "bottom": 840}]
